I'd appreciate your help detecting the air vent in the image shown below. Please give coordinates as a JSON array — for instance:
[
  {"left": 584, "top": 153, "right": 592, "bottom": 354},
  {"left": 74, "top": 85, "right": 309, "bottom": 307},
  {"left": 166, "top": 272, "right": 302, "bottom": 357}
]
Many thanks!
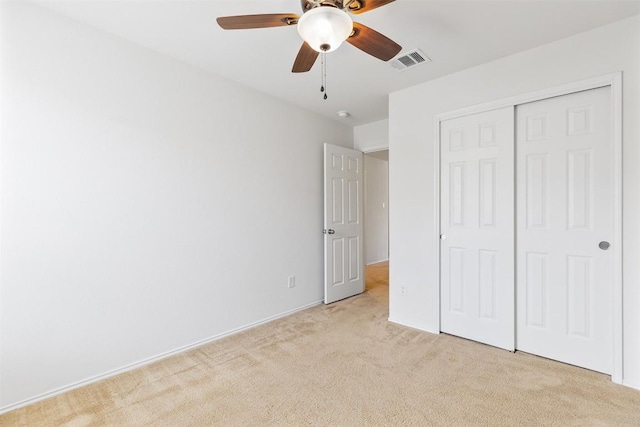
[{"left": 390, "top": 49, "right": 431, "bottom": 72}]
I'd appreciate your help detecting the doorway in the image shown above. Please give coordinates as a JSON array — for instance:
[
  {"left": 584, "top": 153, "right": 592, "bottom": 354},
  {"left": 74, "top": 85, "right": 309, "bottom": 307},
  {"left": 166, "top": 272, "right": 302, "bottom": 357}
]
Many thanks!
[{"left": 364, "top": 150, "right": 389, "bottom": 267}]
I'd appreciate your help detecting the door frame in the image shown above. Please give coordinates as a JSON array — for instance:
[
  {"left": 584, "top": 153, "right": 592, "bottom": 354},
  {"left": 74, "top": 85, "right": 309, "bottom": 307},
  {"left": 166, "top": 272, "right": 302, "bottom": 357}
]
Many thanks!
[{"left": 433, "top": 72, "right": 623, "bottom": 384}]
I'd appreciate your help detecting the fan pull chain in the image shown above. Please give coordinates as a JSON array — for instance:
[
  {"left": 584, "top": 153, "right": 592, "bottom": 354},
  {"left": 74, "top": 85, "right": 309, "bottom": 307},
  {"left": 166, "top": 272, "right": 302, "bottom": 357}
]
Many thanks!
[{"left": 320, "top": 52, "right": 327, "bottom": 100}]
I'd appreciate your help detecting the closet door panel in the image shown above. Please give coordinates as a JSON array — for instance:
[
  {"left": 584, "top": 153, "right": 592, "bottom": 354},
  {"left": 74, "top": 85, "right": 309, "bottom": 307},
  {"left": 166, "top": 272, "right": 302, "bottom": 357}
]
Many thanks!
[
  {"left": 440, "top": 106, "right": 515, "bottom": 351},
  {"left": 516, "top": 87, "right": 613, "bottom": 374}
]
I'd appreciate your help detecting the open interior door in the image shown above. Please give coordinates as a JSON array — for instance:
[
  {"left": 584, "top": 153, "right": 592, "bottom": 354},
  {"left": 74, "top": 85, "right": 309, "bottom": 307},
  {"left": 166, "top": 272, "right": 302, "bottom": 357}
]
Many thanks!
[{"left": 324, "top": 143, "right": 364, "bottom": 304}]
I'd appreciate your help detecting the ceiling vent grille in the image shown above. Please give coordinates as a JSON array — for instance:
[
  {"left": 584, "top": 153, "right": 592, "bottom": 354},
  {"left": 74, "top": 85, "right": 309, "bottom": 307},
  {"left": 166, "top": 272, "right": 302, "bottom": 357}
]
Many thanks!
[{"left": 390, "top": 49, "right": 430, "bottom": 72}]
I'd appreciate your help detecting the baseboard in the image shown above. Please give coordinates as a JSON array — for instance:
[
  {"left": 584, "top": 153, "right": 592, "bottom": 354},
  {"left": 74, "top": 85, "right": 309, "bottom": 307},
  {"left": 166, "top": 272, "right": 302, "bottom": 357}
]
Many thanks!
[
  {"left": 622, "top": 379, "right": 640, "bottom": 391},
  {"left": 366, "top": 258, "right": 389, "bottom": 266},
  {"left": 0, "top": 300, "right": 323, "bottom": 415},
  {"left": 360, "top": 144, "right": 389, "bottom": 153},
  {"left": 387, "top": 317, "right": 439, "bottom": 335}
]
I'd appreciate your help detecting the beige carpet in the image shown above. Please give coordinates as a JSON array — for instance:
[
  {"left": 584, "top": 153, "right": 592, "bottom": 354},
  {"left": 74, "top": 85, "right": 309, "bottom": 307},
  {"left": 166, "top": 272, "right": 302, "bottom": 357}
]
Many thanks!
[{"left": 2, "top": 261, "right": 639, "bottom": 426}]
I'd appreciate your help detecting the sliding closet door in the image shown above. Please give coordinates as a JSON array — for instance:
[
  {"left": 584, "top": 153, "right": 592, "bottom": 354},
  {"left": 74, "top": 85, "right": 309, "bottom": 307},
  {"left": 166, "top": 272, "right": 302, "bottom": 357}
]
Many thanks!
[
  {"left": 516, "top": 87, "right": 613, "bottom": 374},
  {"left": 440, "top": 106, "right": 515, "bottom": 351}
]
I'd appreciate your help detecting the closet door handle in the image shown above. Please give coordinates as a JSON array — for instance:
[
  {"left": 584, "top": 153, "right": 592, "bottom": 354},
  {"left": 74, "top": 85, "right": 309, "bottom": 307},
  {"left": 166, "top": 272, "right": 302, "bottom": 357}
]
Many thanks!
[{"left": 599, "top": 241, "right": 610, "bottom": 250}]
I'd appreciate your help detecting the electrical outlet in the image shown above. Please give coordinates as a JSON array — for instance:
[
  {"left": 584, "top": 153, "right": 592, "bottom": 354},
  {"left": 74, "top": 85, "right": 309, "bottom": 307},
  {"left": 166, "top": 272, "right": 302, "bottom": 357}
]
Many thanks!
[
  {"left": 288, "top": 276, "right": 296, "bottom": 289},
  {"left": 400, "top": 285, "right": 408, "bottom": 295}
]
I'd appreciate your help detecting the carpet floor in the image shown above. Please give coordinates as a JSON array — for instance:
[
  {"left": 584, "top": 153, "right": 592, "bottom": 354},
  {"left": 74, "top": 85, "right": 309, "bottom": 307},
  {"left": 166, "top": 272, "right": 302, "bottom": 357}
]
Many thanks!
[{"left": 2, "top": 261, "right": 639, "bottom": 426}]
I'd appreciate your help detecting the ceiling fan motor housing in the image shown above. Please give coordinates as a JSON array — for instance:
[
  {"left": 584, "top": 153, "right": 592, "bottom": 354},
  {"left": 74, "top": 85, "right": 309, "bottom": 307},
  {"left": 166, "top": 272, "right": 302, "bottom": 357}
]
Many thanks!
[
  {"left": 301, "top": 0, "right": 364, "bottom": 12},
  {"left": 301, "top": 0, "right": 343, "bottom": 12}
]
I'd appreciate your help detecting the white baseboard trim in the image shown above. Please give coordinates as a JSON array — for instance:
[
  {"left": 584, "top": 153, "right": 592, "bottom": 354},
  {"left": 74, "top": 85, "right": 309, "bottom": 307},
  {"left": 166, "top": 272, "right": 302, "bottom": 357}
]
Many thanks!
[
  {"left": 366, "top": 258, "right": 389, "bottom": 266},
  {"left": 387, "top": 317, "right": 439, "bottom": 335},
  {"left": 360, "top": 145, "right": 389, "bottom": 153},
  {"left": 0, "top": 300, "right": 323, "bottom": 415},
  {"left": 622, "top": 379, "right": 640, "bottom": 391}
]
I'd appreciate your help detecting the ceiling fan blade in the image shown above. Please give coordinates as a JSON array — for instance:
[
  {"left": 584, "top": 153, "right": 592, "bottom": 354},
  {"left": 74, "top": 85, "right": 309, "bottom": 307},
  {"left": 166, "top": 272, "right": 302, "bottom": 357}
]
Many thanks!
[
  {"left": 346, "top": 0, "right": 396, "bottom": 15},
  {"left": 347, "top": 22, "right": 401, "bottom": 61},
  {"left": 217, "top": 14, "right": 299, "bottom": 30},
  {"left": 292, "top": 42, "right": 319, "bottom": 73}
]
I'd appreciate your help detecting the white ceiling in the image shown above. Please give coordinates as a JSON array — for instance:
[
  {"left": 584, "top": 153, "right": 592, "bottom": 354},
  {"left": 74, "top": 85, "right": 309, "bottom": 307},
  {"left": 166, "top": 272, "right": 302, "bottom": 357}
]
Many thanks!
[{"left": 31, "top": 0, "right": 640, "bottom": 126}]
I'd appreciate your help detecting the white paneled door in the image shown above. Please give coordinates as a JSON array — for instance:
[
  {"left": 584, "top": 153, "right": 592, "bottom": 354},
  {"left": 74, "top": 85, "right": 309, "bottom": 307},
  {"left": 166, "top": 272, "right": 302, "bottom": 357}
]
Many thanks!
[
  {"left": 440, "top": 106, "right": 515, "bottom": 351},
  {"left": 516, "top": 87, "right": 613, "bottom": 374},
  {"left": 324, "top": 143, "right": 364, "bottom": 304}
]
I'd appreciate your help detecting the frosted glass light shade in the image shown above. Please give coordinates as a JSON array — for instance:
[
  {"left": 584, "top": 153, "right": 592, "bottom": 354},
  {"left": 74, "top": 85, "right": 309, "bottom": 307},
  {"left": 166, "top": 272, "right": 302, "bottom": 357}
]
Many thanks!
[{"left": 297, "top": 7, "right": 353, "bottom": 53}]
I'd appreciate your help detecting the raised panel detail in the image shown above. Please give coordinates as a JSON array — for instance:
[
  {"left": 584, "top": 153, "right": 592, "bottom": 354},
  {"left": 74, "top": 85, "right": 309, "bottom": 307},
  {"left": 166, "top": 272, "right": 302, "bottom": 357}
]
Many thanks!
[
  {"left": 526, "top": 154, "right": 547, "bottom": 229},
  {"left": 348, "top": 180, "right": 358, "bottom": 224},
  {"left": 479, "top": 123, "right": 497, "bottom": 147},
  {"left": 348, "top": 237, "right": 359, "bottom": 281},
  {"left": 567, "top": 256, "right": 592, "bottom": 337},
  {"left": 567, "top": 150, "right": 592, "bottom": 230},
  {"left": 332, "top": 154, "right": 343, "bottom": 171},
  {"left": 449, "top": 129, "right": 464, "bottom": 151},
  {"left": 450, "top": 162, "right": 465, "bottom": 227},
  {"left": 348, "top": 157, "right": 359, "bottom": 173},
  {"left": 479, "top": 159, "right": 497, "bottom": 228},
  {"left": 526, "top": 114, "right": 548, "bottom": 142},
  {"left": 526, "top": 252, "right": 547, "bottom": 328},
  {"left": 332, "top": 238, "right": 344, "bottom": 286},
  {"left": 567, "top": 105, "right": 594, "bottom": 136},
  {"left": 332, "top": 178, "right": 343, "bottom": 224},
  {"left": 479, "top": 250, "right": 497, "bottom": 319},
  {"left": 324, "top": 144, "right": 364, "bottom": 305},
  {"left": 449, "top": 248, "right": 465, "bottom": 313}
]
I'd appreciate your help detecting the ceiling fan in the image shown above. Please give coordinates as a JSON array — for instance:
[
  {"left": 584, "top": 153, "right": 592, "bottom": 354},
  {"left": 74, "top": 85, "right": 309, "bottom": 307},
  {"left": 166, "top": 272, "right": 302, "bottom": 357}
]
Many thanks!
[{"left": 216, "top": 0, "right": 402, "bottom": 73}]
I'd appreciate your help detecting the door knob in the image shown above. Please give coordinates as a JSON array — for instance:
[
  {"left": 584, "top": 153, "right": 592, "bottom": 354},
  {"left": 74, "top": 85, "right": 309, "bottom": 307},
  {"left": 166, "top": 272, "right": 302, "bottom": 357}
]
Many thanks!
[
  {"left": 440, "top": 234, "right": 447, "bottom": 241},
  {"left": 599, "top": 241, "right": 610, "bottom": 250},
  {"left": 324, "top": 229, "right": 335, "bottom": 235}
]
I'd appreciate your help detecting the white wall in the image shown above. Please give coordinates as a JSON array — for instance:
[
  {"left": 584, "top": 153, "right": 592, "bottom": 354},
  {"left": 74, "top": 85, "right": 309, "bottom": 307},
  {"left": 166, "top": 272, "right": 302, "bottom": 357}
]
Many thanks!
[
  {"left": 364, "top": 154, "right": 389, "bottom": 265},
  {"left": 389, "top": 15, "right": 640, "bottom": 389},
  {"left": 0, "top": 2, "right": 353, "bottom": 410},
  {"left": 354, "top": 119, "right": 389, "bottom": 152}
]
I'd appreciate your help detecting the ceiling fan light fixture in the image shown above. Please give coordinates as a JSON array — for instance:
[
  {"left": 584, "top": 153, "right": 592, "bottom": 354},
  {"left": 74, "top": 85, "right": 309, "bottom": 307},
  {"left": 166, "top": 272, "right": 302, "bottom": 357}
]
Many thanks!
[{"left": 297, "top": 7, "right": 353, "bottom": 53}]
